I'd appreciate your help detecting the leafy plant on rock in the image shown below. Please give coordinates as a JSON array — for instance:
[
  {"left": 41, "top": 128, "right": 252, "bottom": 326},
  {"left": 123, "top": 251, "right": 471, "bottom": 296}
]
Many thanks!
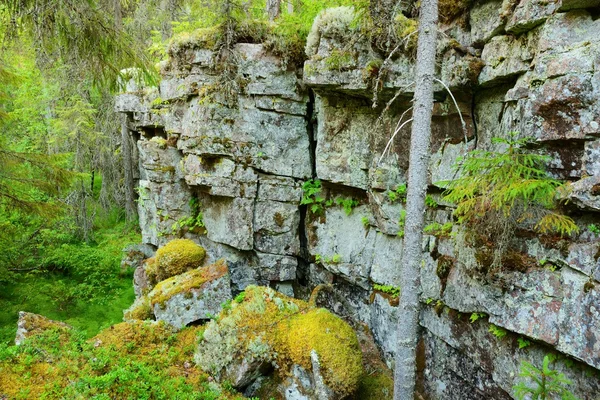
[
  {"left": 442, "top": 134, "right": 578, "bottom": 272},
  {"left": 301, "top": 179, "right": 326, "bottom": 214}
]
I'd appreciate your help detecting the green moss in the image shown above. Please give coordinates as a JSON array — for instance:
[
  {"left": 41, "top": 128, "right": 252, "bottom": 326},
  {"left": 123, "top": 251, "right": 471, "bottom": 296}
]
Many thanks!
[
  {"left": 0, "top": 321, "right": 239, "bottom": 399},
  {"left": 362, "top": 59, "right": 383, "bottom": 81},
  {"left": 355, "top": 370, "right": 394, "bottom": 399},
  {"left": 394, "top": 14, "right": 418, "bottom": 50},
  {"left": 438, "top": 0, "right": 473, "bottom": 22},
  {"left": 195, "top": 286, "right": 363, "bottom": 396},
  {"left": 123, "top": 295, "right": 154, "bottom": 321},
  {"left": 276, "top": 308, "right": 363, "bottom": 397},
  {"left": 149, "top": 259, "right": 228, "bottom": 307},
  {"left": 154, "top": 239, "right": 206, "bottom": 283},
  {"left": 324, "top": 49, "right": 355, "bottom": 71},
  {"left": 168, "top": 27, "right": 221, "bottom": 54},
  {"left": 436, "top": 256, "right": 455, "bottom": 280},
  {"left": 373, "top": 284, "right": 400, "bottom": 299}
]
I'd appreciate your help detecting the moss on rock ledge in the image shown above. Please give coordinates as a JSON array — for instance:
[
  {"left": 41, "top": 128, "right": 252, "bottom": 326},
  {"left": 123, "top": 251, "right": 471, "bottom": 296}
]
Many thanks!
[
  {"left": 149, "top": 239, "right": 206, "bottom": 284},
  {"left": 149, "top": 259, "right": 228, "bottom": 308}
]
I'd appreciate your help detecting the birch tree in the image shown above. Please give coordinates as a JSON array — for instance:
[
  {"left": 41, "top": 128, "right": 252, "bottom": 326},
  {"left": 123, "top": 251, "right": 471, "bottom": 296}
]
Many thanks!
[{"left": 393, "top": 0, "right": 439, "bottom": 398}]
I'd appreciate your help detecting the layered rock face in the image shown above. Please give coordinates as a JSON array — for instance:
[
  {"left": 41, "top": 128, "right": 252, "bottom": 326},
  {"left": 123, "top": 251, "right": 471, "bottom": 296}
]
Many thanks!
[{"left": 116, "top": 2, "right": 600, "bottom": 398}]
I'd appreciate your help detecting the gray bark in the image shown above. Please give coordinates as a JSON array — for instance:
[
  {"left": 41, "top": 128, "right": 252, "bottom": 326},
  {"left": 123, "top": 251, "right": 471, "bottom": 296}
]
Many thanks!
[
  {"left": 121, "top": 116, "right": 137, "bottom": 222},
  {"left": 392, "top": 0, "right": 438, "bottom": 399},
  {"left": 266, "top": 0, "right": 280, "bottom": 21}
]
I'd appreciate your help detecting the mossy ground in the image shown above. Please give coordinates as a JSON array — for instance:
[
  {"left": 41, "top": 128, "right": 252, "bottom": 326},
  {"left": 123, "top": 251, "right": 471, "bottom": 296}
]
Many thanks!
[{"left": 0, "top": 321, "right": 244, "bottom": 399}]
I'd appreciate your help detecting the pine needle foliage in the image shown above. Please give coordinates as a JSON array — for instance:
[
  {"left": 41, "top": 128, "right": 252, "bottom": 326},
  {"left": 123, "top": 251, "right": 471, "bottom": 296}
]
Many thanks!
[
  {"left": 442, "top": 134, "right": 578, "bottom": 270},
  {"left": 4, "top": 0, "right": 156, "bottom": 90},
  {"left": 513, "top": 355, "right": 578, "bottom": 400}
]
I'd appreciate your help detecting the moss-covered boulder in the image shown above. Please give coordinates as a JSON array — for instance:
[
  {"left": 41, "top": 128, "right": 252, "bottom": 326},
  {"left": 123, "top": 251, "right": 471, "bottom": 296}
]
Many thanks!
[
  {"left": 194, "top": 286, "right": 363, "bottom": 398},
  {"left": 148, "top": 259, "right": 230, "bottom": 329},
  {"left": 15, "top": 312, "right": 72, "bottom": 346},
  {"left": 147, "top": 239, "right": 206, "bottom": 285}
]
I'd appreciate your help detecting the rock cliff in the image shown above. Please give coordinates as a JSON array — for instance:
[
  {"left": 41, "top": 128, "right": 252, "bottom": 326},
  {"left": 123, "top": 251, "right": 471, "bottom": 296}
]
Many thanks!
[{"left": 116, "top": 2, "right": 600, "bottom": 398}]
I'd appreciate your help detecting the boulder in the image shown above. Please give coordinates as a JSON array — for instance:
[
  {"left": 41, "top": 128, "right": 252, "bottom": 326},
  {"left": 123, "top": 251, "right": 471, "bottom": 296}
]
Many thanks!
[
  {"left": 15, "top": 312, "right": 72, "bottom": 346},
  {"left": 194, "top": 286, "right": 363, "bottom": 398},
  {"left": 149, "top": 259, "right": 231, "bottom": 329}
]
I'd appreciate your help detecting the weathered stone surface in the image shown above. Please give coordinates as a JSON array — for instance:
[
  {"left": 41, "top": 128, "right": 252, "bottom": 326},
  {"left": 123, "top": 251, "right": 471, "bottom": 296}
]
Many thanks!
[
  {"left": 368, "top": 191, "right": 405, "bottom": 236},
  {"left": 257, "top": 175, "right": 303, "bottom": 203},
  {"left": 184, "top": 155, "right": 258, "bottom": 199},
  {"left": 150, "top": 260, "right": 231, "bottom": 329},
  {"left": 254, "top": 200, "right": 300, "bottom": 256},
  {"left": 137, "top": 179, "right": 192, "bottom": 247},
  {"left": 254, "top": 252, "right": 297, "bottom": 282},
  {"left": 489, "top": 269, "right": 562, "bottom": 345},
  {"left": 115, "top": 93, "right": 146, "bottom": 114},
  {"left": 506, "top": 0, "right": 559, "bottom": 35},
  {"left": 179, "top": 102, "right": 311, "bottom": 179},
  {"left": 566, "top": 175, "right": 600, "bottom": 212},
  {"left": 307, "top": 206, "right": 402, "bottom": 289},
  {"left": 537, "top": 10, "right": 600, "bottom": 54},
  {"left": 583, "top": 139, "right": 600, "bottom": 176},
  {"left": 134, "top": 262, "right": 151, "bottom": 298},
  {"left": 430, "top": 141, "right": 467, "bottom": 188},
  {"left": 200, "top": 194, "right": 255, "bottom": 251},
  {"left": 138, "top": 139, "right": 185, "bottom": 183},
  {"left": 15, "top": 312, "right": 72, "bottom": 346},
  {"left": 470, "top": 0, "right": 505, "bottom": 45},
  {"left": 479, "top": 32, "right": 538, "bottom": 87},
  {"left": 369, "top": 293, "right": 398, "bottom": 366},
  {"left": 421, "top": 306, "right": 600, "bottom": 399},
  {"left": 195, "top": 236, "right": 257, "bottom": 291},
  {"left": 557, "top": 268, "right": 600, "bottom": 369},
  {"left": 121, "top": 243, "right": 155, "bottom": 271},
  {"left": 278, "top": 353, "right": 336, "bottom": 400},
  {"left": 314, "top": 95, "right": 373, "bottom": 190},
  {"left": 159, "top": 74, "right": 216, "bottom": 102}
]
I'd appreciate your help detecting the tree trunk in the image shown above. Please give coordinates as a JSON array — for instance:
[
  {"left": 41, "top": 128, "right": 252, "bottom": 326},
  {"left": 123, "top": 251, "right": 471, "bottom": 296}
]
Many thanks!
[
  {"left": 393, "top": 0, "right": 438, "bottom": 399},
  {"left": 121, "top": 115, "right": 137, "bottom": 222},
  {"left": 266, "top": 0, "right": 280, "bottom": 21}
]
